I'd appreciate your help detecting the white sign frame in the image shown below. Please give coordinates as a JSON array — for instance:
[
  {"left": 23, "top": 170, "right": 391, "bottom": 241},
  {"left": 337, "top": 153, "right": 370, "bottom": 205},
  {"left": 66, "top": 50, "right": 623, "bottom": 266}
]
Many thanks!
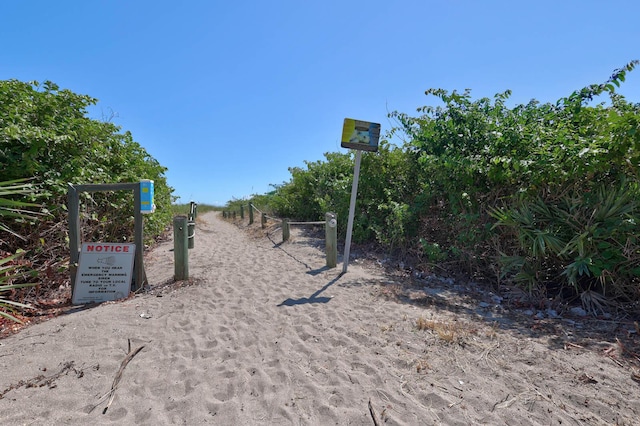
[{"left": 72, "top": 243, "right": 136, "bottom": 304}]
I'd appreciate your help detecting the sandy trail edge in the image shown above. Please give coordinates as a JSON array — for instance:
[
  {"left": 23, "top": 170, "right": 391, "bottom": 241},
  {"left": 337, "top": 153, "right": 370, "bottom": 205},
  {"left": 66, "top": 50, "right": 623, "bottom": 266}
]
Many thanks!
[{"left": 0, "top": 211, "right": 638, "bottom": 425}]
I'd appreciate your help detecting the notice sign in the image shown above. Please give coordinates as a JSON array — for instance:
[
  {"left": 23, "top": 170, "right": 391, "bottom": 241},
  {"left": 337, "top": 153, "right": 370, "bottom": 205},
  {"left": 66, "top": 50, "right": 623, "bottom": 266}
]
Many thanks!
[
  {"left": 340, "top": 118, "right": 381, "bottom": 152},
  {"left": 72, "top": 243, "right": 135, "bottom": 305}
]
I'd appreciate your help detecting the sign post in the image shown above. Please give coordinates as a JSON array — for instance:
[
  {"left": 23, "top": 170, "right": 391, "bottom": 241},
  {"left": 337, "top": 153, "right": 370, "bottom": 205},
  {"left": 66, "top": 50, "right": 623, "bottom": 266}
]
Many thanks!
[
  {"left": 67, "top": 181, "right": 154, "bottom": 299},
  {"left": 341, "top": 118, "right": 380, "bottom": 273}
]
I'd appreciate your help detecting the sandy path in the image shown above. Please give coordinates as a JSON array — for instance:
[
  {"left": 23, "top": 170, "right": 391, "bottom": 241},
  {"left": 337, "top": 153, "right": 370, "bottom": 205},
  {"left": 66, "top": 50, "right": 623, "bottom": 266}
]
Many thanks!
[{"left": 0, "top": 211, "right": 638, "bottom": 425}]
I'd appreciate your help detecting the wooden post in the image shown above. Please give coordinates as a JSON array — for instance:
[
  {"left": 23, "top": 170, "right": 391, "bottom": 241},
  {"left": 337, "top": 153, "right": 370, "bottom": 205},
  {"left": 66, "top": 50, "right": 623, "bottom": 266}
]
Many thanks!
[
  {"left": 233, "top": 211, "right": 236, "bottom": 219},
  {"left": 188, "top": 220, "right": 195, "bottom": 249},
  {"left": 325, "top": 212, "right": 337, "bottom": 268},
  {"left": 282, "top": 219, "right": 290, "bottom": 242},
  {"left": 174, "top": 215, "right": 189, "bottom": 280},
  {"left": 240, "top": 204, "right": 244, "bottom": 219},
  {"left": 249, "top": 203, "right": 254, "bottom": 225},
  {"left": 261, "top": 212, "right": 267, "bottom": 229},
  {"left": 133, "top": 183, "right": 145, "bottom": 291},
  {"left": 187, "top": 200, "right": 196, "bottom": 249},
  {"left": 67, "top": 184, "right": 80, "bottom": 293}
]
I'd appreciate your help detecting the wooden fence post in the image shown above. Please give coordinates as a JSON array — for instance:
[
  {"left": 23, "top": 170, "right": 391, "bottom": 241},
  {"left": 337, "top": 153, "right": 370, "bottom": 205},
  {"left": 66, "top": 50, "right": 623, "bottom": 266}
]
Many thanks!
[
  {"left": 240, "top": 204, "right": 244, "bottom": 219},
  {"left": 325, "top": 212, "right": 337, "bottom": 268},
  {"left": 188, "top": 201, "right": 196, "bottom": 250},
  {"left": 189, "top": 201, "right": 197, "bottom": 221},
  {"left": 282, "top": 219, "right": 290, "bottom": 242},
  {"left": 261, "top": 212, "right": 267, "bottom": 229},
  {"left": 67, "top": 184, "right": 80, "bottom": 293},
  {"left": 249, "top": 203, "right": 254, "bottom": 225},
  {"left": 188, "top": 219, "right": 195, "bottom": 249},
  {"left": 174, "top": 215, "right": 189, "bottom": 280}
]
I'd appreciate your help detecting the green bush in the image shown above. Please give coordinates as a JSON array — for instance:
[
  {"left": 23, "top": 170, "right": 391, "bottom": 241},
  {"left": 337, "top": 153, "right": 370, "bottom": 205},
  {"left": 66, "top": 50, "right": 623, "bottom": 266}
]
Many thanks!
[
  {"left": 0, "top": 79, "right": 174, "bottom": 245},
  {"left": 0, "top": 79, "right": 174, "bottom": 306},
  {"left": 251, "top": 61, "right": 640, "bottom": 307}
]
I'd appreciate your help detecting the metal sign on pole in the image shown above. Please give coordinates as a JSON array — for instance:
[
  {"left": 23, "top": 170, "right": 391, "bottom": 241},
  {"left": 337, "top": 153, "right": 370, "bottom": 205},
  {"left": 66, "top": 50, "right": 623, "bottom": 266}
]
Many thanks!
[{"left": 341, "top": 118, "right": 381, "bottom": 273}]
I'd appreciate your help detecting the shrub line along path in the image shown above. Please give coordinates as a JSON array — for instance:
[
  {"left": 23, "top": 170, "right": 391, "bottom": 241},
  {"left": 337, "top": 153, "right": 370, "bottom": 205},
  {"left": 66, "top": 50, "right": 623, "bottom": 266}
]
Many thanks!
[{"left": 0, "top": 211, "right": 638, "bottom": 425}]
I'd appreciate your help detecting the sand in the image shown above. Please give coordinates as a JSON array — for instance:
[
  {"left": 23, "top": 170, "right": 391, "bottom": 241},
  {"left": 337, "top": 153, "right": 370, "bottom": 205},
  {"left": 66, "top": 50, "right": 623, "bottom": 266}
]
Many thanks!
[{"left": 1, "top": 211, "right": 639, "bottom": 425}]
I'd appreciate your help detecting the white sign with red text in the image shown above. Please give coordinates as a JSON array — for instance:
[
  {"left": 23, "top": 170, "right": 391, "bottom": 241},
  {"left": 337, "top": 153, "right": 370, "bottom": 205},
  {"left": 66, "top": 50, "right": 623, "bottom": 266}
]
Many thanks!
[{"left": 72, "top": 243, "right": 136, "bottom": 304}]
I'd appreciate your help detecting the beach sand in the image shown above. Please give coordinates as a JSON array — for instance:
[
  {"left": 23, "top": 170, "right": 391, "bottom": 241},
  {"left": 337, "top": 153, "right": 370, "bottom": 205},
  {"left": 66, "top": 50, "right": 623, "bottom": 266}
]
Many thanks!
[{"left": 1, "top": 211, "right": 639, "bottom": 425}]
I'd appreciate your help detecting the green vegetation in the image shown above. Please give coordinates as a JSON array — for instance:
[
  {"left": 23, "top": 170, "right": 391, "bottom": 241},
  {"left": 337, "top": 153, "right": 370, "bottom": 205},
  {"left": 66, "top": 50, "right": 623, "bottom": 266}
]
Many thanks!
[
  {"left": 241, "top": 61, "right": 640, "bottom": 309},
  {"left": 171, "top": 203, "right": 221, "bottom": 216},
  {"left": 0, "top": 179, "right": 41, "bottom": 323},
  {"left": 0, "top": 80, "right": 174, "bottom": 320},
  {"left": 2, "top": 62, "right": 639, "bottom": 321}
]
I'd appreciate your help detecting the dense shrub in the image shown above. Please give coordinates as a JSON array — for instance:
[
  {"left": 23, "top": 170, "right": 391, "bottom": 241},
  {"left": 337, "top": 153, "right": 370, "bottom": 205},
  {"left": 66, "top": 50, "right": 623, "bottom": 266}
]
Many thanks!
[
  {"left": 246, "top": 62, "right": 640, "bottom": 308},
  {"left": 0, "top": 79, "right": 174, "bottom": 301}
]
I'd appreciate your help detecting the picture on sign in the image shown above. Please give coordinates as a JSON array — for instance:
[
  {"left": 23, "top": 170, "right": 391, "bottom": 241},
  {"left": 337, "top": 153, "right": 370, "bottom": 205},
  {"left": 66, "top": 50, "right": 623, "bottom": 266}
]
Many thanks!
[
  {"left": 340, "top": 118, "right": 381, "bottom": 152},
  {"left": 72, "top": 243, "right": 136, "bottom": 304}
]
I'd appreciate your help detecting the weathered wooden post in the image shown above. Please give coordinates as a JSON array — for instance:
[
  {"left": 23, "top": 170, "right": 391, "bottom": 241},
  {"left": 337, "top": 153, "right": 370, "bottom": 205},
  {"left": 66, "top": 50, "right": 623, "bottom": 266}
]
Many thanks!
[
  {"left": 240, "top": 204, "right": 244, "bottom": 220},
  {"left": 67, "top": 184, "right": 80, "bottom": 293},
  {"left": 249, "top": 203, "right": 254, "bottom": 225},
  {"left": 325, "top": 212, "right": 337, "bottom": 268},
  {"left": 174, "top": 215, "right": 189, "bottom": 280},
  {"left": 261, "top": 212, "right": 267, "bottom": 229},
  {"left": 187, "top": 220, "right": 195, "bottom": 249},
  {"left": 282, "top": 219, "right": 290, "bottom": 242},
  {"left": 189, "top": 201, "right": 197, "bottom": 221}
]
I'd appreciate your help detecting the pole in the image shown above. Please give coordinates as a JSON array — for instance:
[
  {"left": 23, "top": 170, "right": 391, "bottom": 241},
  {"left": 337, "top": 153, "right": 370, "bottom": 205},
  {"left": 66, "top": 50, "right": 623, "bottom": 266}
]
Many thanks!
[
  {"left": 133, "top": 183, "right": 145, "bottom": 291},
  {"left": 67, "top": 184, "right": 80, "bottom": 292},
  {"left": 173, "top": 215, "right": 189, "bottom": 280},
  {"left": 282, "top": 219, "right": 290, "bottom": 242},
  {"left": 325, "top": 212, "right": 337, "bottom": 268},
  {"left": 342, "top": 150, "right": 362, "bottom": 273}
]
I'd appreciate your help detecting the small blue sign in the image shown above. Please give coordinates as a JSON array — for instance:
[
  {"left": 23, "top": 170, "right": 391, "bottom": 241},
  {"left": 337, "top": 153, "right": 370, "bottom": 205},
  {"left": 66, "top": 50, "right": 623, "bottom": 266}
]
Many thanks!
[{"left": 140, "top": 179, "right": 155, "bottom": 214}]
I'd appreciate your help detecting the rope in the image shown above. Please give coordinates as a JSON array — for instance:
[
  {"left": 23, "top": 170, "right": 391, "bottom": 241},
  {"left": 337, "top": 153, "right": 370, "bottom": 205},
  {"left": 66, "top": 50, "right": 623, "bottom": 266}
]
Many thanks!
[
  {"left": 246, "top": 205, "right": 327, "bottom": 226},
  {"left": 251, "top": 205, "right": 264, "bottom": 215},
  {"left": 264, "top": 215, "right": 282, "bottom": 223}
]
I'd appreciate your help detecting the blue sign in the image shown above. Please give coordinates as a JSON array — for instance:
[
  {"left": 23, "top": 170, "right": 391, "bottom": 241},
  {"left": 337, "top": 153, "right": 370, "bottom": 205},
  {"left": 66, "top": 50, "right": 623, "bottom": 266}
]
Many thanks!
[{"left": 140, "top": 180, "right": 155, "bottom": 214}]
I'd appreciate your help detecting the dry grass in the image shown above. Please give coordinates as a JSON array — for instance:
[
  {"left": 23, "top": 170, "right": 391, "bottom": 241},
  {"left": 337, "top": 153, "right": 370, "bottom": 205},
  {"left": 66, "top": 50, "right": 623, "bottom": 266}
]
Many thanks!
[
  {"left": 378, "top": 283, "right": 403, "bottom": 300},
  {"left": 415, "top": 358, "right": 430, "bottom": 373},
  {"left": 416, "top": 316, "right": 468, "bottom": 344}
]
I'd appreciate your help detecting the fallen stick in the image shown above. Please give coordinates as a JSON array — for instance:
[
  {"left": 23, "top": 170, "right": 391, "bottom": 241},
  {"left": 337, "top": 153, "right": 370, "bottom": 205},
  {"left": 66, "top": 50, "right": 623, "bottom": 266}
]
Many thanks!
[
  {"left": 368, "top": 399, "right": 381, "bottom": 426},
  {"left": 89, "top": 340, "right": 145, "bottom": 414}
]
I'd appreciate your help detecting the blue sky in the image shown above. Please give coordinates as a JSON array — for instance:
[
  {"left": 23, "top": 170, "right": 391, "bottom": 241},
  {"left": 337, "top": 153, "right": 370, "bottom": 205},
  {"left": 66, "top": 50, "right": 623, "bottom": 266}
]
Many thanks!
[{"left": 2, "top": 1, "right": 638, "bottom": 205}]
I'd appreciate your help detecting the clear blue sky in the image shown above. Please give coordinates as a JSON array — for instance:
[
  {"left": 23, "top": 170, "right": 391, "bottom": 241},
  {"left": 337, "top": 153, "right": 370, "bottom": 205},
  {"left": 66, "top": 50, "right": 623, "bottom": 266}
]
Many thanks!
[{"left": 2, "top": 1, "right": 638, "bottom": 205}]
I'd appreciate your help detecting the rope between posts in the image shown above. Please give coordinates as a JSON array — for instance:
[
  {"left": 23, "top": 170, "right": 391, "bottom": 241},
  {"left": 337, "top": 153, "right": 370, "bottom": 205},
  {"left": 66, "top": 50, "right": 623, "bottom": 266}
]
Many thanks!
[
  {"left": 264, "top": 215, "right": 282, "bottom": 223},
  {"left": 188, "top": 220, "right": 195, "bottom": 239},
  {"left": 228, "top": 204, "right": 337, "bottom": 268},
  {"left": 251, "top": 205, "right": 264, "bottom": 215},
  {"left": 236, "top": 204, "right": 332, "bottom": 228}
]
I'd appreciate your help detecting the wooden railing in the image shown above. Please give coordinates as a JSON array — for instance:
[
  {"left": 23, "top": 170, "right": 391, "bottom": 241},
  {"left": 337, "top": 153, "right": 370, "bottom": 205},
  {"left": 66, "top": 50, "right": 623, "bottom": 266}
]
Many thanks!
[{"left": 226, "top": 204, "right": 338, "bottom": 268}]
